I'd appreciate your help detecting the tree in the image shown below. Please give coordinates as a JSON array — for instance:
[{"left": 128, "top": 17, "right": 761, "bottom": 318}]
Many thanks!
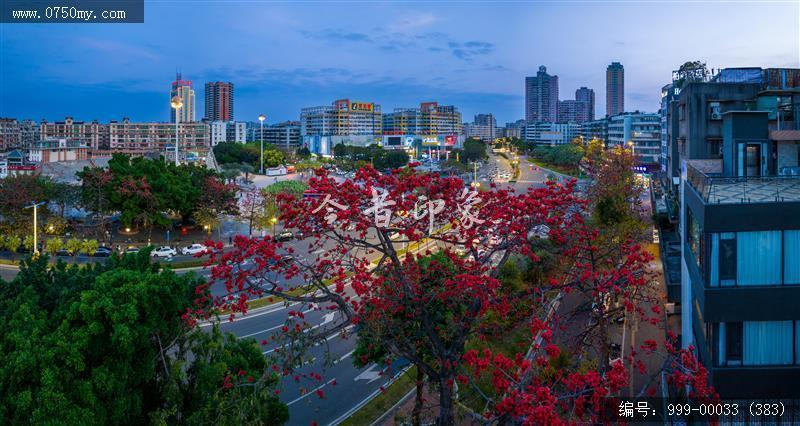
[
  {"left": 203, "top": 165, "right": 715, "bottom": 425},
  {"left": 263, "top": 150, "right": 285, "bottom": 168},
  {"left": 0, "top": 174, "right": 50, "bottom": 235},
  {"left": 81, "top": 239, "right": 99, "bottom": 257},
  {"left": 239, "top": 188, "right": 270, "bottom": 236},
  {"left": 238, "top": 163, "right": 255, "bottom": 183},
  {"left": 296, "top": 146, "right": 311, "bottom": 159},
  {"left": 0, "top": 253, "right": 288, "bottom": 425},
  {"left": 46, "top": 237, "right": 63, "bottom": 255},
  {"left": 220, "top": 164, "right": 241, "bottom": 184},
  {"left": 4, "top": 235, "right": 21, "bottom": 256},
  {"left": 65, "top": 237, "right": 82, "bottom": 259},
  {"left": 43, "top": 180, "right": 81, "bottom": 218},
  {"left": 22, "top": 235, "right": 35, "bottom": 252},
  {"left": 462, "top": 138, "right": 487, "bottom": 163}
]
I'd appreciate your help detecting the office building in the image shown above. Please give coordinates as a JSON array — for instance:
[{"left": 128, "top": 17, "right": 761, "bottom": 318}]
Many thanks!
[
  {"left": 576, "top": 87, "right": 595, "bottom": 121},
  {"left": 40, "top": 117, "right": 108, "bottom": 150},
  {"left": 204, "top": 82, "right": 234, "bottom": 122},
  {"left": 581, "top": 118, "right": 608, "bottom": 142},
  {"left": 463, "top": 113, "right": 497, "bottom": 142},
  {"left": 606, "top": 62, "right": 625, "bottom": 116},
  {"left": 301, "top": 99, "right": 382, "bottom": 155},
  {"left": 382, "top": 102, "right": 462, "bottom": 136},
  {"left": 676, "top": 67, "right": 800, "bottom": 398},
  {"left": 525, "top": 66, "right": 559, "bottom": 123},
  {"left": 607, "top": 112, "right": 660, "bottom": 166},
  {"left": 521, "top": 122, "right": 580, "bottom": 145},
  {"left": 249, "top": 121, "right": 301, "bottom": 147},
  {"left": 170, "top": 72, "right": 196, "bottom": 123}
]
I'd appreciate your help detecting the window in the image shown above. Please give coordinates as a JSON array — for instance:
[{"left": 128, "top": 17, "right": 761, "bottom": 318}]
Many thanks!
[
  {"left": 719, "top": 233, "right": 737, "bottom": 285},
  {"left": 687, "top": 209, "right": 702, "bottom": 269},
  {"left": 737, "top": 231, "right": 781, "bottom": 285},
  {"left": 726, "top": 322, "right": 743, "bottom": 365},
  {"left": 785, "top": 230, "right": 800, "bottom": 284}
]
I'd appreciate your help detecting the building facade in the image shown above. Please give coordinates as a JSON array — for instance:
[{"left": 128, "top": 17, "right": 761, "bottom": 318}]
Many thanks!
[
  {"left": 0, "top": 118, "right": 22, "bottom": 150},
  {"left": 558, "top": 100, "right": 592, "bottom": 124},
  {"left": 606, "top": 62, "right": 625, "bottom": 117},
  {"left": 382, "top": 102, "right": 462, "bottom": 136},
  {"left": 250, "top": 121, "right": 301, "bottom": 147},
  {"left": 463, "top": 113, "right": 497, "bottom": 142},
  {"left": 209, "top": 121, "right": 246, "bottom": 145},
  {"left": 170, "top": 72, "right": 196, "bottom": 123},
  {"left": 525, "top": 66, "right": 559, "bottom": 123},
  {"left": 581, "top": 118, "right": 609, "bottom": 142},
  {"left": 521, "top": 122, "right": 580, "bottom": 145},
  {"left": 108, "top": 118, "right": 210, "bottom": 158},
  {"left": 575, "top": 87, "right": 595, "bottom": 121},
  {"left": 204, "top": 81, "right": 234, "bottom": 122},
  {"left": 301, "top": 99, "right": 382, "bottom": 137},
  {"left": 607, "top": 112, "right": 661, "bottom": 166},
  {"left": 27, "top": 139, "right": 89, "bottom": 163},
  {"left": 676, "top": 67, "right": 800, "bottom": 398},
  {"left": 40, "top": 117, "right": 107, "bottom": 150}
]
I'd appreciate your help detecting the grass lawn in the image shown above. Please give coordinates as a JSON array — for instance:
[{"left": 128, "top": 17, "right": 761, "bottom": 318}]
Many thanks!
[
  {"left": 527, "top": 157, "right": 582, "bottom": 178},
  {"left": 340, "top": 366, "right": 418, "bottom": 426}
]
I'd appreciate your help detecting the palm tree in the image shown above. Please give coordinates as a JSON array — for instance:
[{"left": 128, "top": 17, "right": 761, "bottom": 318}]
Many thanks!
[
  {"left": 220, "top": 164, "right": 241, "bottom": 184},
  {"left": 239, "top": 163, "right": 255, "bottom": 184}
]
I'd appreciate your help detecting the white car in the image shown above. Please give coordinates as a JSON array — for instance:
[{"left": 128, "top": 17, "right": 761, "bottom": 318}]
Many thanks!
[
  {"left": 151, "top": 246, "right": 177, "bottom": 258},
  {"left": 181, "top": 244, "right": 208, "bottom": 256}
]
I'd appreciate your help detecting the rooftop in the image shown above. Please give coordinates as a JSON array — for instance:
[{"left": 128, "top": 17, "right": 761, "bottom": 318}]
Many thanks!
[{"left": 686, "top": 160, "right": 800, "bottom": 204}]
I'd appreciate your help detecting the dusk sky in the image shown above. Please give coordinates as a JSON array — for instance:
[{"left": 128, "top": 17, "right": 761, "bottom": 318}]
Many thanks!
[{"left": 1, "top": 1, "right": 798, "bottom": 125}]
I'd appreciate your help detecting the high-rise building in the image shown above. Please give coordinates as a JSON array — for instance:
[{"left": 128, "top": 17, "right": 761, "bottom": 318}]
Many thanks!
[
  {"left": 575, "top": 87, "right": 595, "bottom": 121},
  {"left": 606, "top": 62, "right": 624, "bottom": 116},
  {"left": 558, "top": 100, "right": 592, "bottom": 124},
  {"left": 170, "top": 72, "right": 196, "bottom": 123},
  {"left": 248, "top": 121, "right": 301, "bottom": 147},
  {"left": 204, "top": 82, "right": 234, "bottom": 122},
  {"left": 525, "top": 66, "right": 559, "bottom": 123},
  {"left": 521, "top": 122, "right": 580, "bottom": 145},
  {"left": 108, "top": 118, "right": 210, "bottom": 159},
  {"left": 209, "top": 121, "right": 246, "bottom": 145}
]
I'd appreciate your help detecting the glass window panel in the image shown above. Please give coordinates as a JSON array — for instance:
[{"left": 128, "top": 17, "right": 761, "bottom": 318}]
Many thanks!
[
  {"left": 736, "top": 231, "right": 781, "bottom": 286},
  {"left": 743, "top": 321, "right": 793, "bottom": 365},
  {"left": 785, "top": 230, "right": 800, "bottom": 285}
]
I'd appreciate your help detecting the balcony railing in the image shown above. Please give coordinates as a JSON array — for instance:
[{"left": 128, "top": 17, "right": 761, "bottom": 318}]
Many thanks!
[{"left": 687, "top": 163, "right": 800, "bottom": 204}]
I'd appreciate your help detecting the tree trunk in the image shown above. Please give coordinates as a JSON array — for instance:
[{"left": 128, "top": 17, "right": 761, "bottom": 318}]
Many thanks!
[
  {"left": 412, "top": 368, "right": 425, "bottom": 426},
  {"left": 598, "top": 311, "right": 609, "bottom": 375},
  {"left": 438, "top": 377, "right": 455, "bottom": 426}
]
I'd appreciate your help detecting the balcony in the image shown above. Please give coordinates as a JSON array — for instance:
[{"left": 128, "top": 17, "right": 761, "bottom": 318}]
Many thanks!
[{"left": 687, "top": 161, "right": 800, "bottom": 204}]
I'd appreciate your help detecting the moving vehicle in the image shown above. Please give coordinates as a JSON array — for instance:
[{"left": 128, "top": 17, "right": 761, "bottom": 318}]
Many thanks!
[
  {"left": 181, "top": 244, "right": 207, "bottom": 256},
  {"left": 275, "top": 231, "right": 294, "bottom": 242},
  {"left": 92, "top": 247, "right": 113, "bottom": 257},
  {"left": 125, "top": 246, "right": 140, "bottom": 254},
  {"left": 151, "top": 246, "right": 177, "bottom": 258}
]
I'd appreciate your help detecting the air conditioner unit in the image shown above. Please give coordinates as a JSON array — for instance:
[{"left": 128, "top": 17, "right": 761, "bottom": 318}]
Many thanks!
[{"left": 665, "top": 302, "right": 677, "bottom": 314}]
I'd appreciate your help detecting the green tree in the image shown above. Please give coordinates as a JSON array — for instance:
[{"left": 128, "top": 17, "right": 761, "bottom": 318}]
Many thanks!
[
  {"left": 81, "top": 239, "right": 99, "bottom": 256},
  {"left": 295, "top": 146, "right": 311, "bottom": 159},
  {"left": 5, "top": 235, "right": 21, "bottom": 255},
  {"left": 462, "top": 138, "right": 488, "bottom": 163},
  {"left": 0, "top": 253, "right": 288, "bottom": 425},
  {"left": 46, "top": 237, "right": 63, "bottom": 255},
  {"left": 22, "top": 235, "right": 35, "bottom": 252},
  {"left": 65, "top": 237, "right": 82, "bottom": 259},
  {"left": 0, "top": 174, "right": 50, "bottom": 235},
  {"left": 263, "top": 150, "right": 285, "bottom": 168},
  {"left": 238, "top": 163, "right": 255, "bottom": 183}
]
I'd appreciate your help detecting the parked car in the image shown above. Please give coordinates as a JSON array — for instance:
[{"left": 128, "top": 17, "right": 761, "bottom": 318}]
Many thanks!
[
  {"left": 151, "top": 246, "right": 177, "bottom": 258},
  {"left": 181, "top": 244, "right": 207, "bottom": 256},
  {"left": 92, "top": 247, "right": 113, "bottom": 257},
  {"left": 55, "top": 248, "right": 71, "bottom": 257},
  {"left": 275, "top": 231, "right": 294, "bottom": 242},
  {"left": 125, "top": 246, "right": 140, "bottom": 254}
]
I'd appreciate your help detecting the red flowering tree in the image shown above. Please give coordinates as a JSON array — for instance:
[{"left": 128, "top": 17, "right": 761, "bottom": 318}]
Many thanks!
[{"left": 201, "top": 164, "right": 714, "bottom": 425}]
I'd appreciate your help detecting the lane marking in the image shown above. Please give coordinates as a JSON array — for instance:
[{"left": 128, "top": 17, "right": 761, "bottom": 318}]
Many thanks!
[{"left": 286, "top": 378, "right": 336, "bottom": 406}]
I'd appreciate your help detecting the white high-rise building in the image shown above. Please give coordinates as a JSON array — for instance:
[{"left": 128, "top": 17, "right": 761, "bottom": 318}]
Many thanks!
[{"left": 170, "top": 72, "right": 196, "bottom": 123}]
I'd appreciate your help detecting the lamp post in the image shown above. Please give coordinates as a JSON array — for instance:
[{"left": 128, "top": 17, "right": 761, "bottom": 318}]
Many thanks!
[
  {"left": 258, "top": 114, "right": 266, "bottom": 174},
  {"left": 270, "top": 216, "right": 277, "bottom": 236},
  {"left": 171, "top": 96, "right": 183, "bottom": 166},
  {"left": 24, "top": 201, "right": 45, "bottom": 257},
  {"left": 627, "top": 140, "right": 635, "bottom": 164}
]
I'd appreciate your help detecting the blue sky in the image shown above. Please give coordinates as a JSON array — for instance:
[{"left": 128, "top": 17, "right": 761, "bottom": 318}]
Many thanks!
[{"left": 1, "top": 1, "right": 798, "bottom": 125}]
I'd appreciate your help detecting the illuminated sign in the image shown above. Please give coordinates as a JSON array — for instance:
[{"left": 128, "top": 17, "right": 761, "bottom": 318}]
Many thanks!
[
  {"left": 422, "top": 136, "right": 439, "bottom": 146},
  {"left": 172, "top": 80, "right": 193, "bottom": 87},
  {"left": 444, "top": 135, "right": 456, "bottom": 146},
  {"left": 350, "top": 102, "right": 374, "bottom": 112},
  {"left": 404, "top": 136, "right": 414, "bottom": 146}
]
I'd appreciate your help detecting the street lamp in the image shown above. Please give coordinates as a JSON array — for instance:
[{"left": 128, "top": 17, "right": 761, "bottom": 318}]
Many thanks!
[
  {"left": 171, "top": 96, "right": 183, "bottom": 166},
  {"left": 627, "top": 140, "right": 635, "bottom": 163},
  {"left": 24, "top": 201, "right": 45, "bottom": 257},
  {"left": 270, "top": 216, "right": 277, "bottom": 236},
  {"left": 258, "top": 114, "right": 266, "bottom": 174}
]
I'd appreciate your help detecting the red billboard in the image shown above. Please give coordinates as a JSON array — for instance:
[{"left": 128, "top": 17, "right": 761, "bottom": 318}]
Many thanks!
[{"left": 444, "top": 135, "right": 456, "bottom": 146}]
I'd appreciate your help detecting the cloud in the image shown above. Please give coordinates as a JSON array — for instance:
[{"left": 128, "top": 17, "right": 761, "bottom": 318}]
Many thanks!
[
  {"left": 300, "top": 29, "right": 372, "bottom": 43},
  {"left": 387, "top": 12, "right": 437, "bottom": 32},
  {"left": 447, "top": 40, "right": 494, "bottom": 61}
]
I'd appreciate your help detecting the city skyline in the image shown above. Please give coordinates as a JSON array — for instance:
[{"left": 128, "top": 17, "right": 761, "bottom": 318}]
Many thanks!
[{"left": 1, "top": 2, "right": 798, "bottom": 124}]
